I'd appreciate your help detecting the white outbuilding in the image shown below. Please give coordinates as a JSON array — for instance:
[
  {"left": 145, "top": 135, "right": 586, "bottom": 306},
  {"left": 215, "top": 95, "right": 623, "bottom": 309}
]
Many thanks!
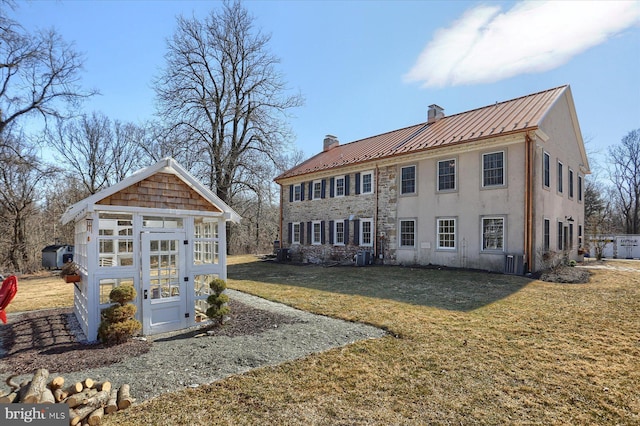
[{"left": 61, "top": 157, "right": 241, "bottom": 342}]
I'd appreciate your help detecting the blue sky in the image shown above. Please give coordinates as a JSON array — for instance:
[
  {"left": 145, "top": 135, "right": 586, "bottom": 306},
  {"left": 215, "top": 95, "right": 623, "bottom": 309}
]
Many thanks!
[{"left": 14, "top": 0, "right": 640, "bottom": 169}]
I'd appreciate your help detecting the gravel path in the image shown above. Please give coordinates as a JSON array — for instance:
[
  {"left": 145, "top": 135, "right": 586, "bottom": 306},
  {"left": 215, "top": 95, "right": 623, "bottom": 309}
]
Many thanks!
[{"left": 14, "top": 290, "right": 386, "bottom": 402}]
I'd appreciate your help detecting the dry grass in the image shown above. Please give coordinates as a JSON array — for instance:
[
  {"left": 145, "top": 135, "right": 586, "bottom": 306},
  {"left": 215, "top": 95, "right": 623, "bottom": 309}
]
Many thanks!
[
  {"left": 4, "top": 271, "right": 74, "bottom": 313},
  {"left": 101, "top": 257, "right": 639, "bottom": 425}
]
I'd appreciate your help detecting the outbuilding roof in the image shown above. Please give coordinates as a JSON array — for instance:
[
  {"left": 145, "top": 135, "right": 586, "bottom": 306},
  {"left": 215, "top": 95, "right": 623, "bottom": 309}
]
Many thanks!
[
  {"left": 61, "top": 157, "right": 242, "bottom": 225},
  {"left": 276, "top": 85, "right": 573, "bottom": 181}
]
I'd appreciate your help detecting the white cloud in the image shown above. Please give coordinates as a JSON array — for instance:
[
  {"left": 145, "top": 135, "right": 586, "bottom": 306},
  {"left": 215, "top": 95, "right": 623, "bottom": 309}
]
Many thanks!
[{"left": 404, "top": 0, "right": 640, "bottom": 88}]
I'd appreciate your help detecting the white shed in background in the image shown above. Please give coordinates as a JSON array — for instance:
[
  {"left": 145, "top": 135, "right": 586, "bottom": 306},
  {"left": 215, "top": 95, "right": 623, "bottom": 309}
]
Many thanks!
[{"left": 61, "top": 158, "right": 241, "bottom": 342}]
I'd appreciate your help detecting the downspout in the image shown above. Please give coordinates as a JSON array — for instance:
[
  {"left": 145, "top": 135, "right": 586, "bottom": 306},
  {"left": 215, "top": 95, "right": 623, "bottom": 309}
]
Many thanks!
[
  {"left": 524, "top": 133, "right": 534, "bottom": 272},
  {"left": 374, "top": 164, "right": 379, "bottom": 262},
  {"left": 278, "top": 183, "right": 283, "bottom": 249}
]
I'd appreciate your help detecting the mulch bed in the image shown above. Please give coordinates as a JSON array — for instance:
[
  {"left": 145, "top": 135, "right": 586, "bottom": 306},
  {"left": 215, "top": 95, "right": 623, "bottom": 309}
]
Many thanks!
[{"left": 0, "top": 299, "right": 300, "bottom": 376}]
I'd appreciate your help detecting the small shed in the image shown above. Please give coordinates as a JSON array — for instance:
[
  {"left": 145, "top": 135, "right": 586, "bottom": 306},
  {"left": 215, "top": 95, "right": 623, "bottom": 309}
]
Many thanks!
[
  {"left": 41, "top": 245, "right": 74, "bottom": 269},
  {"left": 61, "top": 157, "right": 241, "bottom": 341}
]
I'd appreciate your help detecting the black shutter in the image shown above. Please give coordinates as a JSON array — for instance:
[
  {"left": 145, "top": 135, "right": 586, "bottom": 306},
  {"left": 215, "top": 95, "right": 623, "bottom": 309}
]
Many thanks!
[
  {"left": 321, "top": 221, "right": 326, "bottom": 244},
  {"left": 300, "top": 182, "right": 305, "bottom": 201},
  {"left": 307, "top": 222, "right": 312, "bottom": 245},
  {"left": 353, "top": 219, "right": 360, "bottom": 245},
  {"left": 308, "top": 181, "right": 313, "bottom": 200},
  {"left": 344, "top": 219, "right": 350, "bottom": 245},
  {"left": 321, "top": 179, "right": 326, "bottom": 198},
  {"left": 345, "top": 174, "right": 350, "bottom": 196},
  {"left": 299, "top": 223, "right": 304, "bottom": 245},
  {"left": 289, "top": 185, "right": 294, "bottom": 202},
  {"left": 288, "top": 222, "right": 293, "bottom": 244},
  {"left": 329, "top": 220, "right": 334, "bottom": 244},
  {"left": 330, "top": 177, "right": 335, "bottom": 198},
  {"left": 355, "top": 172, "right": 361, "bottom": 195}
]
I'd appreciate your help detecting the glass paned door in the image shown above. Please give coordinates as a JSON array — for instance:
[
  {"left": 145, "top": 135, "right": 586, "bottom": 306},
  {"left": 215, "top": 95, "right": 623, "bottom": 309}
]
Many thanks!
[{"left": 142, "top": 232, "right": 187, "bottom": 335}]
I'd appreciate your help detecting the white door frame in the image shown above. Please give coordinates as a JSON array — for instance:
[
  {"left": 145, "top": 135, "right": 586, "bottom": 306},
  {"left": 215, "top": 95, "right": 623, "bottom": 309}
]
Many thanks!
[{"left": 141, "top": 232, "right": 188, "bottom": 335}]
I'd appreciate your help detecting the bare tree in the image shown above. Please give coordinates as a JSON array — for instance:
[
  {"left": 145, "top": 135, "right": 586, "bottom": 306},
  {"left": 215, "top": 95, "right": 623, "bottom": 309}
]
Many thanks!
[
  {"left": 154, "top": 0, "right": 303, "bottom": 207},
  {"left": 0, "top": 134, "right": 57, "bottom": 272},
  {"left": 609, "top": 129, "right": 640, "bottom": 234},
  {"left": 45, "top": 112, "right": 146, "bottom": 194},
  {"left": 0, "top": 4, "right": 95, "bottom": 137}
]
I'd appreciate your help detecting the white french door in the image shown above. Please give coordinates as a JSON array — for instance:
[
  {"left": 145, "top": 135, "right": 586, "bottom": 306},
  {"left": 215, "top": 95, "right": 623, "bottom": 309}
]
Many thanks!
[{"left": 141, "top": 232, "right": 187, "bottom": 335}]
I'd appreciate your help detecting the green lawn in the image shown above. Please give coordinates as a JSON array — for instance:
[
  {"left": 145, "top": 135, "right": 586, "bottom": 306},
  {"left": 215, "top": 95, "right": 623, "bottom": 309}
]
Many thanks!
[{"left": 100, "top": 256, "right": 639, "bottom": 424}]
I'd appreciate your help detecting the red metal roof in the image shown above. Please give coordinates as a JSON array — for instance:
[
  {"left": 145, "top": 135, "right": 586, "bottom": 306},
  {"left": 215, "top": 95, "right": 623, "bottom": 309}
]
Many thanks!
[{"left": 276, "top": 85, "right": 568, "bottom": 181}]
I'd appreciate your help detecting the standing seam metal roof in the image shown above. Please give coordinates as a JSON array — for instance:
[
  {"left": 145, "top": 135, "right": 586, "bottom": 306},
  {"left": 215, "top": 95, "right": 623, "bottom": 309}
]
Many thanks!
[{"left": 276, "top": 85, "right": 567, "bottom": 181}]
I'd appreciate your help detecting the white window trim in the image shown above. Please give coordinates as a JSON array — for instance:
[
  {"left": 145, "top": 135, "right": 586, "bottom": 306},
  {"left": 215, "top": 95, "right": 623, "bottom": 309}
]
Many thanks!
[
  {"left": 481, "top": 216, "right": 506, "bottom": 252},
  {"left": 312, "top": 179, "right": 322, "bottom": 200},
  {"left": 360, "top": 218, "right": 374, "bottom": 247},
  {"left": 292, "top": 222, "right": 301, "bottom": 244},
  {"left": 311, "top": 220, "right": 322, "bottom": 245},
  {"left": 578, "top": 175, "right": 583, "bottom": 203},
  {"left": 482, "top": 151, "right": 506, "bottom": 188},
  {"left": 437, "top": 158, "right": 457, "bottom": 192},
  {"left": 361, "top": 170, "right": 374, "bottom": 194},
  {"left": 293, "top": 184, "right": 302, "bottom": 202},
  {"left": 334, "top": 219, "right": 345, "bottom": 246},
  {"left": 334, "top": 175, "right": 346, "bottom": 197},
  {"left": 436, "top": 217, "right": 457, "bottom": 250},
  {"left": 398, "top": 219, "right": 416, "bottom": 248},
  {"left": 400, "top": 165, "right": 417, "bottom": 195}
]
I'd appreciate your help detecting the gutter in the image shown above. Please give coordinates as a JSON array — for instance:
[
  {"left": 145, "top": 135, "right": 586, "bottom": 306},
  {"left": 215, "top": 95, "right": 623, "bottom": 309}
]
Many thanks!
[{"left": 524, "top": 133, "right": 534, "bottom": 272}]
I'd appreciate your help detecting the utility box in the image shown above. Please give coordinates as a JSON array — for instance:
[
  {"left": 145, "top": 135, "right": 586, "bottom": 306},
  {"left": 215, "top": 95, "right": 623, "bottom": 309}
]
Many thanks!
[{"left": 356, "top": 250, "right": 372, "bottom": 266}]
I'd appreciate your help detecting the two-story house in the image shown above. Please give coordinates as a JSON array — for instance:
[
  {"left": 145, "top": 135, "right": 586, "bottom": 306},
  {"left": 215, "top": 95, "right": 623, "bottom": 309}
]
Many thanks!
[{"left": 275, "top": 85, "right": 589, "bottom": 273}]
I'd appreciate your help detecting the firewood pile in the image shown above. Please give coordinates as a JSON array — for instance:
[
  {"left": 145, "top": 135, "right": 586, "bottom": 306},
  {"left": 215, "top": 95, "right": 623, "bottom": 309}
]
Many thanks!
[{"left": 0, "top": 369, "right": 134, "bottom": 425}]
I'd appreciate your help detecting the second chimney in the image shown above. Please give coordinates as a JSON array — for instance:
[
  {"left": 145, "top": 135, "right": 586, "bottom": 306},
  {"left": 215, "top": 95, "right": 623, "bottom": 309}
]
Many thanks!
[
  {"left": 427, "top": 104, "right": 445, "bottom": 124},
  {"left": 323, "top": 134, "right": 339, "bottom": 151}
]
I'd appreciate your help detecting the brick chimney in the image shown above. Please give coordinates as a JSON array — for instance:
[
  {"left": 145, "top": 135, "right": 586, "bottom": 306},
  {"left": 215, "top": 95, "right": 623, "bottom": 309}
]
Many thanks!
[
  {"left": 427, "top": 104, "right": 444, "bottom": 124},
  {"left": 323, "top": 135, "right": 339, "bottom": 151}
]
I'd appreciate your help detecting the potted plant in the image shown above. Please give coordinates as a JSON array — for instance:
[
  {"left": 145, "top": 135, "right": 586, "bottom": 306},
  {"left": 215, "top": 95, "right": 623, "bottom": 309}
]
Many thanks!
[{"left": 59, "top": 260, "right": 81, "bottom": 283}]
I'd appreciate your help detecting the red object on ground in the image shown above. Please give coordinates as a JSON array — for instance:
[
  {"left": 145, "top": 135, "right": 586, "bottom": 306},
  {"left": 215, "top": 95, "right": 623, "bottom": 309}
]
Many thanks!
[{"left": 0, "top": 275, "right": 18, "bottom": 324}]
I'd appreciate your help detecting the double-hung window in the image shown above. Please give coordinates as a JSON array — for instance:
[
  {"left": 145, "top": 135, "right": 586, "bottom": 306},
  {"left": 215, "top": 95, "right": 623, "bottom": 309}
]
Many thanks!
[
  {"left": 438, "top": 159, "right": 456, "bottom": 191},
  {"left": 335, "top": 176, "right": 345, "bottom": 197},
  {"left": 334, "top": 220, "right": 345, "bottom": 245},
  {"left": 312, "top": 221, "right": 322, "bottom": 245},
  {"left": 312, "top": 180, "right": 322, "bottom": 200},
  {"left": 569, "top": 169, "right": 574, "bottom": 198},
  {"left": 437, "top": 218, "right": 456, "bottom": 249},
  {"left": 360, "top": 218, "right": 373, "bottom": 247},
  {"left": 361, "top": 171, "right": 373, "bottom": 194},
  {"left": 293, "top": 184, "right": 302, "bottom": 201},
  {"left": 482, "top": 152, "right": 504, "bottom": 187},
  {"left": 543, "top": 152, "right": 550, "bottom": 188},
  {"left": 399, "top": 220, "right": 415, "bottom": 248},
  {"left": 482, "top": 217, "right": 504, "bottom": 251},
  {"left": 578, "top": 176, "right": 583, "bottom": 202},
  {"left": 292, "top": 222, "right": 301, "bottom": 244},
  {"left": 557, "top": 161, "right": 563, "bottom": 193},
  {"left": 543, "top": 219, "right": 550, "bottom": 252},
  {"left": 401, "top": 165, "right": 416, "bottom": 194}
]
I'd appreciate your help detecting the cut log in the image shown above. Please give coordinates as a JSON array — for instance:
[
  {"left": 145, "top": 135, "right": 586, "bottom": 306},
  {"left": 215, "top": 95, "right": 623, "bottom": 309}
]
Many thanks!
[
  {"left": 53, "top": 388, "right": 66, "bottom": 402},
  {"left": 69, "top": 405, "right": 97, "bottom": 426},
  {"left": 84, "top": 390, "right": 109, "bottom": 408},
  {"left": 39, "top": 388, "right": 55, "bottom": 403},
  {"left": 65, "top": 388, "right": 98, "bottom": 408},
  {"left": 87, "top": 407, "right": 104, "bottom": 426},
  {"left": 64, "top": 382, "right": 84, "bottom": 396},
  {"left": 104, "top": 389, "right": 118, "bottom": 414},
  {"left": 95, "top": 381, "right": 111, "bottom": 393},
  {"left": 83, "top": 378, "right": 95, "bottom": 389},
  {"left": 49, "top": 376, "right": 65, "bottom": 389},
  {"left": 0, "top": 391, "right": 18, "bottom": 403},
  {"left": 117, "top": 384, "right": 133, "bottom": 410},
  {"left": 23, "top": 368, "right": 49, "bottom": 403}
]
